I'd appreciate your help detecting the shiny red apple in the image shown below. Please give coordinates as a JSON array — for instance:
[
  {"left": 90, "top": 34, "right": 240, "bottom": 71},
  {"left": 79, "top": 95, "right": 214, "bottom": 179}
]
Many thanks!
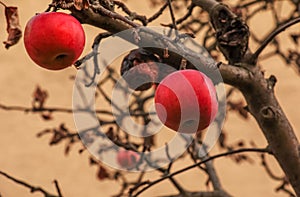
[
  {"left": 116, "top": 149, "right": 140, "bottom": 169},
  {"left": 154, "top": 69, "right": 218, "bottom": 133},
  {"left": 24, "top": 12, "right": 85, "bottom": 70}
]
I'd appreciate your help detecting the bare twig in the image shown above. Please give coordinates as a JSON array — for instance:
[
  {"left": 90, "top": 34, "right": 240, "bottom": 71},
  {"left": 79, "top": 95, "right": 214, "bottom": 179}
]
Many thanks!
[
  {"left": 148, "top": 2, "right": 169, "bottom": 23},
  {"left": 0, "top": 170, "right": 61, "bottom": 197},
  {"left": 0, "top": 102, "right": 152, "bottom": 118},
  {"left": 260, "top": 154, "right": 296, "bottom": 196},
  {"left": 75, "top": 32, "right": 112, "bottom": 87},
  {"left": 0, "top": 103, "right": 112, "bottom": 115},
  {"left": 0, "top": 1, "right": 7, "bottom": 7},
  {"left": 113, "top": 0, "right": 147, "bottom": 25},
  {"left": 133, "top": 148, "right": 271, "bottom": 196},
  {"left": 167, "top": 0, "right": 178, "bottom": 31},
  {"left": 53, "top": 180, "right": 63, "bottom": 197},
  {"left": 252, "top": 17, "right": 300, "bottom": 61},
  {"left": 176, "top": 3, "right": 195, "bottom": 25},
  {"left": 91, "top": 3, "right": 139, "bottom": 28},
  {"left": 158, "top": 190, "right": 231, "bottom": 197}
]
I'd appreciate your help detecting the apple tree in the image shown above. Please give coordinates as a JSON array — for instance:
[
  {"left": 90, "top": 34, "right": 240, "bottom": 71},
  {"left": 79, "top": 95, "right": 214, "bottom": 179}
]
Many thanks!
[{"left": 0, "top": 0, "right": 300, "bottom": 197}]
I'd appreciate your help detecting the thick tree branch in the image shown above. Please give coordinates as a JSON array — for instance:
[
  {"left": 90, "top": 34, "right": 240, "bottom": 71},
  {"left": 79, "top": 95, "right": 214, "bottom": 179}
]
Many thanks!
[
  {"left": 70, "top": 5, "right": 220, "bottom": 84},
  {"left": 237, "top": 66, "right": 300, "bottom": 196},
  {"left": 195, "top": 1, "right": 300, "bottom": 196}
]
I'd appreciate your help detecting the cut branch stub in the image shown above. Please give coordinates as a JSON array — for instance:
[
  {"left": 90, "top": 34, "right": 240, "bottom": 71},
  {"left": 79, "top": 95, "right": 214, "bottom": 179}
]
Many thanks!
[{"left": 210, "top": 4, "right": 249, "bottom": 64}]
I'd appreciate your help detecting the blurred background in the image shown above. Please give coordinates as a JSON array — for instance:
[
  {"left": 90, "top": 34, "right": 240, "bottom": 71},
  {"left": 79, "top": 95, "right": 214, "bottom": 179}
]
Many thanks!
[{"left": 0, "top": 0, "right": 299, "bottom": 196}]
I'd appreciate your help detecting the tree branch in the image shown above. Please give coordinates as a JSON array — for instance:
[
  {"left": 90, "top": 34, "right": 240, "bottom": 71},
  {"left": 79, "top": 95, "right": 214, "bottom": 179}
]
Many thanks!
[
  {"left": 59, "top": 2, "right": 300, "bottom": 195},
  {"left": 193, "top": 1, "right": 300, "bottom": 195},
  {"left": 252, "top": 16, "right": 300, "bottom": 61},
  {"left": 53, "top": 180, "right": 63, "bottom": 197},
  {"left": 0, "top": 170, "right": 61, "bottom": 197},
  {"left": 159, "top": 190, "right": 230, "bottom": 197},
  {"left": 132, "top": 148, "right": 270, "bottom": 196},
  {"left": 0, "top": 103, "right": 151, "bottom": 117}
]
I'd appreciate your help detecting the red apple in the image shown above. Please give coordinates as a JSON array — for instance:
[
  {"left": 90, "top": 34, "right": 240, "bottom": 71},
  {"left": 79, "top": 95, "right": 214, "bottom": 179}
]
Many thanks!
[
  {"left": 116, "top": 149, "right": 140, "bottom": 169},
  {"left": 24, "top": 12, "right": 85, "bottom": 70},
  {"left": 154, "top": 69, "right": 218, "bottom": 133}
]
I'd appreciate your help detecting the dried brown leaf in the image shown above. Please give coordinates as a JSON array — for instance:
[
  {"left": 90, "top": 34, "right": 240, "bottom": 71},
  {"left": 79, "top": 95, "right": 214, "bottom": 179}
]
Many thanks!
[
  {"left": 97, "top": 165, "right": 110, "bottom": 180},
  {"left": 41, "top": 113, "right": 53, "bottom": 121},
  {"left": 64, "top": 144, "right": 71, "bottom": 155},
  {"left": 3, "top": 6, "right": 22, "bottom": 49},
  {"left": 89, "top": 157, "right": 98, "bottom": 165},
  {"left": 32, "top": 86, "right": 48, "bottom": 109}
]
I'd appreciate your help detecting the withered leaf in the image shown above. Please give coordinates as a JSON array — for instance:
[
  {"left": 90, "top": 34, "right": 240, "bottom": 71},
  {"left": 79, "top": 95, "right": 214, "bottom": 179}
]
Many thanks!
[
  {"left": 89, "top": 157, "right": 98, "bottom": 166},
  {"left": 3, "top": 6, "right": 22, "bottom": 49},
  {"left": 32, "top": 86, "right": 48, "bottom": 109},
  {"left": 74, "top": 0, "right": 90, "bottom": 10},
  {"left": 290, "top": 34, "right": 299, "bottom": 45},
  {"left": 97, "top": 165, "right": 110, "bottom": 180},
  {"left": 41, "top": 112, "right": 53, "bottom": 121}
]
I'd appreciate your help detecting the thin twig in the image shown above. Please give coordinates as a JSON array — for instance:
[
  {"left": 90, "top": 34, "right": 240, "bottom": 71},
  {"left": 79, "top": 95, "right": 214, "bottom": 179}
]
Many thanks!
[
  {"left": 176, "top": 3, "right": 195, "bottom": 25},
  {"left": 133, "top": 148, "right": 271, "bottom": 196},
  {"left": 148, "top": 2, "right": 169, "bottom": 23},
  {"left": 167, "top": 0, "right": 178, "bottom": 31},
  {"left": 0, "top": 1, "right": 7, "bottom": 7},
  {"left": 91, "top": 3, "right": 139, "bottom": 28},
  {"left": 53, "top": 180, "right": 63, "bottom": 197},
  {"left": 0, "top": 103, "right": 112, "bottom": 115},
  {"left": 0, "top": 103, "right": 152, "bottom": 117},
  {"left": 252, "top": 16, "right": 300, "bottom": 61},
  {"left": 0, "top": 170, "right": 59, "bottom": 197},
  {"left": 260, "top": 154, "right": 284, "bottom": 181},
  {"left": 113, "top": 0, "right": 147, "bottom": 25}
]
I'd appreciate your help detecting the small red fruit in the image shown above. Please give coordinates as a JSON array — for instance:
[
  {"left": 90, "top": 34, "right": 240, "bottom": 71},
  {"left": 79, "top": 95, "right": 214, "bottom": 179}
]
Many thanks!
[
  {"left": 24, "top": 12, "right": 85, "bottom": 70},
  {"left": 116, "top": 149, "right": 140, "bottom": 169},
  {"left": 154, "top": 69, "right": 218, "bottom": 133}
]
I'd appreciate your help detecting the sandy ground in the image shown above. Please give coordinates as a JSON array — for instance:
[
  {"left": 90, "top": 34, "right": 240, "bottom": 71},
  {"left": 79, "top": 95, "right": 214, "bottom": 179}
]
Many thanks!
[{"left": 0, "top": 1, "right": 299, "bottom": 197}]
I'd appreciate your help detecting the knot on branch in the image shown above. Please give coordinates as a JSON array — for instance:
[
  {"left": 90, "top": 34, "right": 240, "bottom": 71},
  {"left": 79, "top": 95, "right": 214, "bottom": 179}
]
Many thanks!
[
  {"left": 267, "top": 75, "right": 277, "bottom": 90},
  {"left": 260, "top": 106, "right": 276, "bottom": 121},
  {"left": 210, "top": 4, "right": 249, "bottom": 64}
]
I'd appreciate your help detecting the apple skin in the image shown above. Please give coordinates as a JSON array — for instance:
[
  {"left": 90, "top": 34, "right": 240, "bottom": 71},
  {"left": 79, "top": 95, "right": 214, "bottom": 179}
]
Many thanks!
[
  {"left": 116, "top": 149, "right": 140, "bottom": 169},
  {"left": 154, "top": 69, "right": 218, "bottom": 133},
  {"left": 24, "top": 12, "right": 85, "bottom": 70}
]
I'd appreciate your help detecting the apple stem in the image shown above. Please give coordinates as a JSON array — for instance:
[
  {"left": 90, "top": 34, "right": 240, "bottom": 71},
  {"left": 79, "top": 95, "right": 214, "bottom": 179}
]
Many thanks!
[{"left": 0, "top": 1, "right": 7, "bottom": 7}]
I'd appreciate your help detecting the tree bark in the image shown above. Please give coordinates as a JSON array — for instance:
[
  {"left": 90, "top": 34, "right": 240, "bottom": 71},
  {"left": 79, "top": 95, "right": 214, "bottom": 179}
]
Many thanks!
[{"left": 70, "top": 2, "right": 300, "bottom": 196}]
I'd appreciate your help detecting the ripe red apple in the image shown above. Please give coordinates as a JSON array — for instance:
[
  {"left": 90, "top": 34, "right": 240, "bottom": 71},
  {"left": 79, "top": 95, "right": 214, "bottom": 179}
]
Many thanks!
[
  {"left": 154, "top": 69, "right": 218, "bottom": 133},
  {"left": 24, "top": 12, "right": 85, "bottom": 70},
  {"left": 116, "top": 149, "right": 140, "bottom": 169}
]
